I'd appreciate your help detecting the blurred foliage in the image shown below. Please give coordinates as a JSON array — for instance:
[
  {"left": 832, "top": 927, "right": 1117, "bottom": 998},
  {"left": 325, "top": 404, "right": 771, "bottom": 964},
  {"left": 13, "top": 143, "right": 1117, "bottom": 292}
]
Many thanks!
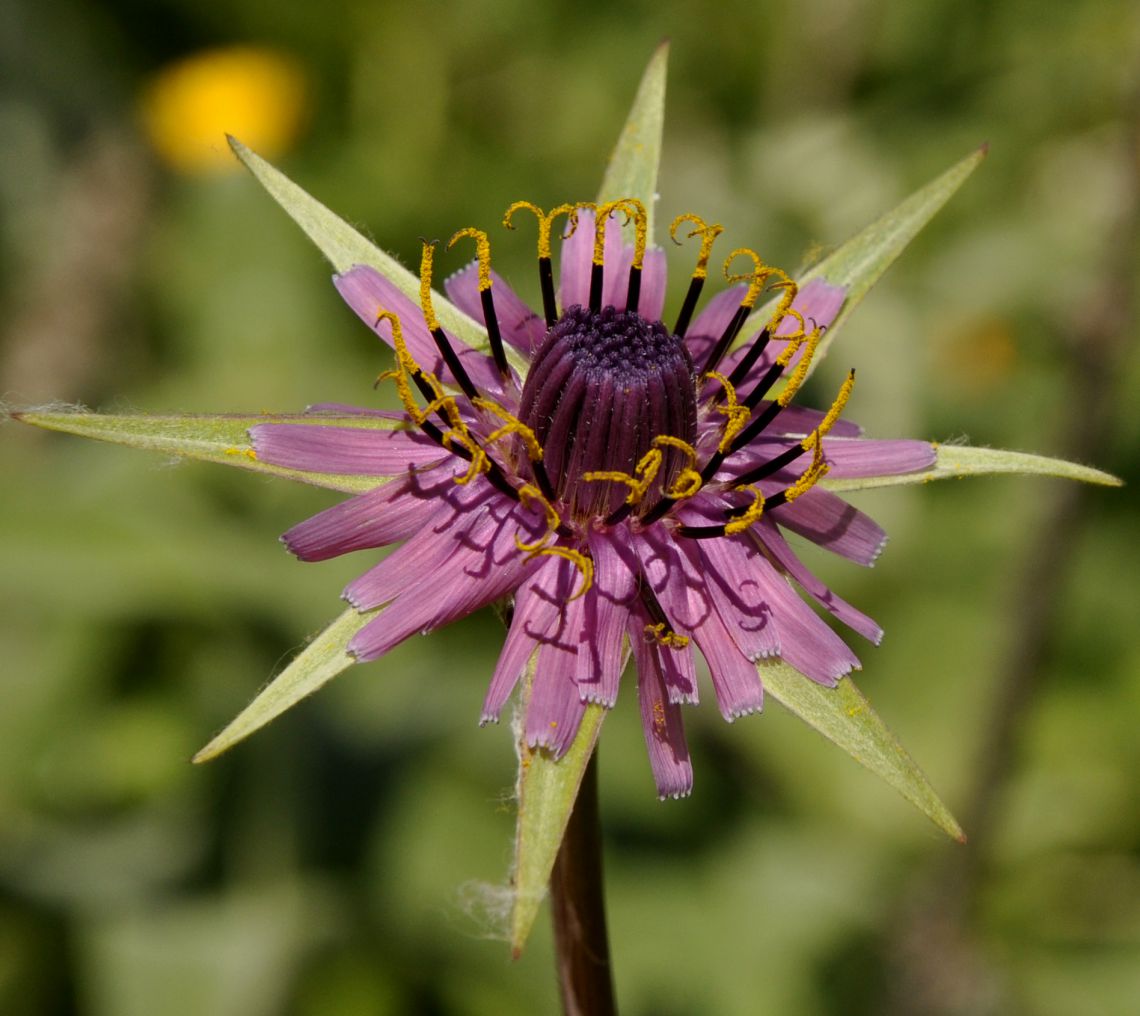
[{"left": 2, "top": 0, "right": 1139, "bottom": 1014}]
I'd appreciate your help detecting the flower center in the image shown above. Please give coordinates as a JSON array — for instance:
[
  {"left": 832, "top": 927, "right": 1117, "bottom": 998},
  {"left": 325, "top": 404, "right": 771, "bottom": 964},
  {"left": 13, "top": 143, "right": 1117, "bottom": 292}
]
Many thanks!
[{"left": 519, "top": 304, "right": 697, "bottom": 520}]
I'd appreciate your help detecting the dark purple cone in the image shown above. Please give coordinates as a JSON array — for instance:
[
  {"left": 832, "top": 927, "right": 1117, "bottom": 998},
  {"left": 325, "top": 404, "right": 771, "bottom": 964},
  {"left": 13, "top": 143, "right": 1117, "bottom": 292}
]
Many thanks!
[{"left": 519, "top": 305, "right": 697, "bottom": 519}]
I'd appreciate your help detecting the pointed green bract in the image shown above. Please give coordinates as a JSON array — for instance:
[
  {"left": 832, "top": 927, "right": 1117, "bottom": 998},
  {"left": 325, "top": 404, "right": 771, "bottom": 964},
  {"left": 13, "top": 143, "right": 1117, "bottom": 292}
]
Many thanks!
[
  {"left": 741, "top": 146, "right": 987, "bottom": 372},
  {"left": 821, "top": 442, "right": 1122, "bottom": 494},
  {"left": 759, "top": 661, "right": 965, "bottom": 841},
  {"left": 597, "top": 40, "right": 668, "bottom": 244},
  {"left": 510, "top": 694, "right": 607, "bottom": 956},
  {"left": 194, "top": 606, "right": 376, "bottom": 763},
  {"left": 14, "top": 409, "right": 411, "bottom": 494},
  {"left": 227, "top": 137, "right": 518, "bottom": 368}
]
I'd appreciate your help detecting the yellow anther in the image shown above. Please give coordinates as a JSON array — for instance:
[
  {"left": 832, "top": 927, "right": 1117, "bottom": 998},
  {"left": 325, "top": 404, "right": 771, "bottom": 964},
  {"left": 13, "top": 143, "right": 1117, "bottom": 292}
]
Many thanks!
[
  {"left": 373, "top": 307, "right": 472, "bottom": 453},
  {"left": 723, "top": 486, "right": 766, "bottom": 536},
  {"left": 651, "top": 435, "right": 698, "bottom": 462},
  {"left": 448, "top": 227, "right": 493, "bottom": 291},
  {"left": 594, "top": 198, "right": 647, "bottom": 269},
  {"left": 514, "top": 541, "right": 594, "bottom": 601},
  {"left": 652, "top": 699, "right": 666, "bottom": 732},
  {"left": 418, "top": 241, "right": 441, "bottom": 331},
  {"left": 651, "top": 435, "right": 703, "bottom": 499},
  {"left": 373, "top": 310, "right": 427, "bottom": 418},
  {"left": 703, "top": 370, "right": 751, "bottom": 451},
  {"left": 667, "top": 470, "right": 703, "bottom": 500},
  {"left": 471, "top": 398, "right": 544, "bottom": 461},
  {"left": 784, "top": 440, "right": 830, "bottom": 504},
  {"left": 584, "top": 447, "right": 662, "bottom": 506},
  {"left": 669, "top": 214, "right": 724, "bottom": 280},
  {"left": 503, "top": 201, "right": 583, "bottom": 260},
  {"left": 441, "top": 429, "right": 489, "bottom": 484},
  {"left": 644, "top": 622, "right": 690, "bottom": 650},
  {"left": 722, "top": 248, "right": 772, "bottom": 308},
  {"left": 517, "top": 482, "right": 562, "bottom": 535},
  {"left": 763, "top": 267, "right": 800, "bottom": 335},
  {"left": 802, "top": 369, "right": 856, "bottom": 448},
  {"left": 774, "top": 307, "right": 807, "bottom": 345},
  {"left": 776, "top": 324, "right": 823, "bottom": 407}
]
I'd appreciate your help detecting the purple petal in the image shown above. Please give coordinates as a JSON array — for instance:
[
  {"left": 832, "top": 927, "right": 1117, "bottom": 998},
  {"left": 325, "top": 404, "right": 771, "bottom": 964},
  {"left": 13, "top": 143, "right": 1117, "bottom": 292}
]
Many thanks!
[
  {"left": 526, "top": 595, "right": 589, "bottom": 756},
  {"left": 690, "top": 533, "right": 782, "bottom": 662},
  {"left": 631, "top": 629, "right": 694, "bottom": 799},
  {"left": 348, "top": 498, "right": 540, "bottom": 660},
  {"left": 757, "top": 568, "right": 860, "bottom": 686},
  {"left": 637, "top": 527, "right": 763, "bottom": 720},
  {"left": 683, "top": 284, "right": 748, "bottom": 364},
  {"left": 660, "top": 637, "right": 699, "bottom": 705},
  {"left": 444, "top": 262, "right": 546, "bottom": 357},
  {"left": 753, "top": 518, "right": 883, "bottom": 644},
  {"left": 250, "top": 423, "right": 439, "bottom": 476},
  {"left": 482, "top": 553, "right": 575, "bottom": 722},
  {"left": 558, "top": 209, "right": 593, "bottom": 310},
  {"left": 575, "top": 530, "right": 639, "bottom": 706},
  {"left": 819, "top": 437, "right": 935, "bottom": 478},
  {"left": 770, "top": 487, "right": 887, "bottom": 566},
  {"left": 778, "top": 278, "right": 846, "bottom": 335},
  {"left": 722, "top": 277, "right": 847, "bottom": 390},
  {"left": 671, "top": 498, "right": 860, "bottom": 685},
  {"left": 344, "top": 490, "right": 533, "bottom": 612},
  {"left": 629, "top": 599, "right": 699, "bottom": 706},
  {"left": 763, "top": 405, "right": 863, "bottom": 439},
  {"left": 281, "top": 465, "right": 461, "bottom": 562},
  {"left": 638, "top": 247, "right": 668, "bottom": 323},
  {"left": 558, "top": 208, "right": 649, "bottom": 315},
  {"left": 334, "top": 265, "right": 505, "bottom": 396},
  {"left": 600, "top": 235, "right": 633, "bottom": 311}
]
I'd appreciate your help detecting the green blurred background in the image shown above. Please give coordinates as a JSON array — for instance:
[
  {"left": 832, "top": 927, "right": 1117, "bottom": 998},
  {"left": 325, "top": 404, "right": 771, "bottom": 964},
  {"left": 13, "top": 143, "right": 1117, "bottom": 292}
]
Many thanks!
[{"left": 2, "top": 1, "right": 1138, "bottom": 1013}]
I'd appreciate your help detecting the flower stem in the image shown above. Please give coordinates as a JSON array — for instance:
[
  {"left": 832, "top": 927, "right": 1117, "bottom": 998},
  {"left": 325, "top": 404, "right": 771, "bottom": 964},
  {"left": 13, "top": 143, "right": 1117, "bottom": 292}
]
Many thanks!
[{"left": 550, "top": 749, "right": 617, "bottom": 1016}]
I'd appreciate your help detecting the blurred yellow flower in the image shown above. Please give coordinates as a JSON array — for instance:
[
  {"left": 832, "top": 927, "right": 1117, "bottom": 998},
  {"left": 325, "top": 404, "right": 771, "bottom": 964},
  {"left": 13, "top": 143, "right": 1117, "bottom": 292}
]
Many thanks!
[{"left": 139, "top": 47, "right": 307, "bottom": 173}]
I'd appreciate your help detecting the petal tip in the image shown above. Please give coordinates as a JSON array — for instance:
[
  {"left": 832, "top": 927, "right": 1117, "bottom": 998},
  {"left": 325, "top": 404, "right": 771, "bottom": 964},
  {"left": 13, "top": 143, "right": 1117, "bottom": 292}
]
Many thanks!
[{"left": 658, "top": 788, "right": 692, "bottom": 802}]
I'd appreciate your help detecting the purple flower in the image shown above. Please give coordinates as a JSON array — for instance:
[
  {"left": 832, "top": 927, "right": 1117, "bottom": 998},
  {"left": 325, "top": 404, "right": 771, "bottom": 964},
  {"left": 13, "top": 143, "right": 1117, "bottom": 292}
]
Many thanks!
[{"left": 250, "top": 200, "right": 936, "bottom": 799}]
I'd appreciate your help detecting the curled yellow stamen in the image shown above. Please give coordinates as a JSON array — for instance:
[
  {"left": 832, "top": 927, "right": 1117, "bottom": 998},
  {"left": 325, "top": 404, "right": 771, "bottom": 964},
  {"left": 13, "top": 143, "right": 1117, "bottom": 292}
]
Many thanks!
[
  {"left": 762, "top": 267, "right": 800, "bottom": 336},
  {"left": 594, "top": 198, "right": 647, "bottom": 268},
  {"left": 441, "top": 429, "right": 489, "bottom": 484},
  {"left": 724, "top": 485, "right": 766, "bottom": 536},
  {"left": 784, "top": 439, "right": 830, "bottom": 504},
  {"left": 374, "top": 308, "right": 482, "bottom": 485},
  {"left": 652, "top": 435, "right": 703, "bottom": 499},
  {"left": 775, "top": 323, "right": 823, "bottom": 407},
  {"left": 669, "top": 213, "right": 724, "bottom": 280},
  {"left": 373, "top": 310, "right": 434, "bottom": 421},
  {"left": 644, "top": 622, "right": 690, "bottom": 650},
  {"left": 513, "top": 542, "right": 594, "bottom": 601},
  {"left": 409, "top": 367, "right": 465, "bottom": 431},
  {"left": 703, "top": 370, "right": 751, "bottom": 452},
  {"left": 516, "top": 482, "right": 562, "bottom": 536},
  {"left": 418, "top": 241, "right": 441, "bottom": 332},
  {"left": 448, "top": 227, "right": 493, "bottom": 291},
  {"left": 471, "top": 397, "right": 544, "bottom": 461},
  {"left": 802, "top": 370, "right": 856, "bottom": 450},
  {"left": 503, "top": 201, "right": 583, "bottom": 260},
  {"left": 722, "top": 248, "right": 771, "bottom": 308},
  {"left": 583, "top": 447, "right": 662, "bottom": 506}
]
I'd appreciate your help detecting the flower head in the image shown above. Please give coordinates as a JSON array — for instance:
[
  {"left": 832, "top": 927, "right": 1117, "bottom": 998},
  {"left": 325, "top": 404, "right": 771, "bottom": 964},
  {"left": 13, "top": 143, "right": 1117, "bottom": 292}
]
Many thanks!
[{"left": 250, "top": 198, "right": 936, "bottom": 799}]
